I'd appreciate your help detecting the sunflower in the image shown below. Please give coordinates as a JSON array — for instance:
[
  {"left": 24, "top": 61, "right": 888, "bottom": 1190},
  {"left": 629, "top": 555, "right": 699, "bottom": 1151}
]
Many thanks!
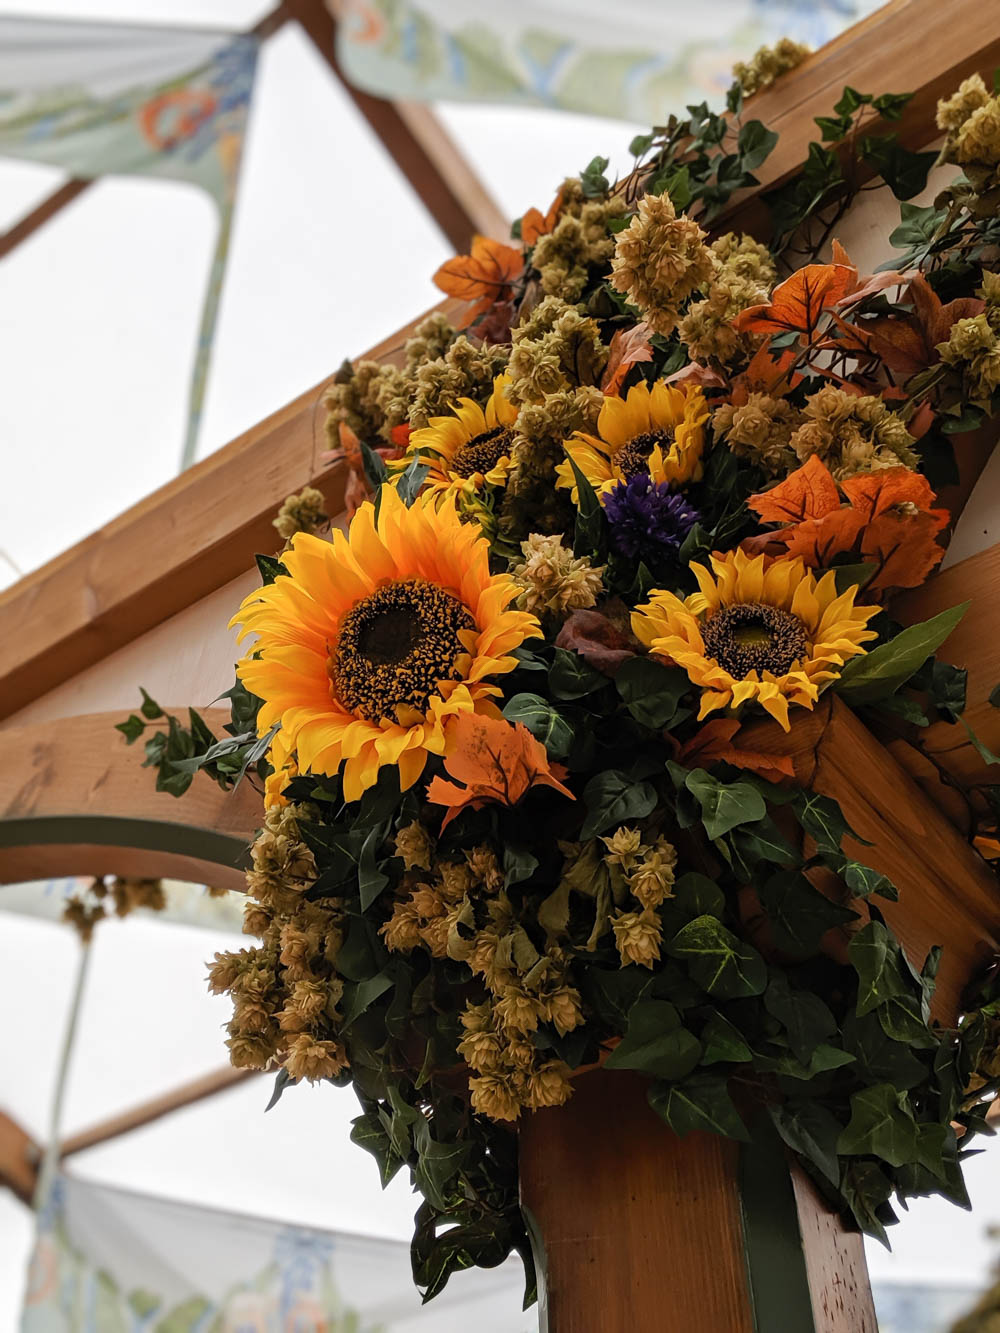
[
  {"left": 556, "top": 381, "right": 710, "bottom": 500},
  {"left": 393, "top": 374, "right": 518, "bottom": 496},
  {"left": 631, "top": 549, "right": 878, "bottom": 730},
  {"left": 232, "top": 487, "right": 540, "bottom": 802},
  {"left": 263, "top": 728, "right": 296, "bottom": 810}
]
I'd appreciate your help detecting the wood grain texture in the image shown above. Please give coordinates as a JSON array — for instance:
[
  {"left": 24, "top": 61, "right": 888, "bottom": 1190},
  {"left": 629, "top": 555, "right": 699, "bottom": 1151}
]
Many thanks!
[
  {"left": 0, "top": 708, "right": 262, "bottom": 891},
  {"left": 0, "top": 1111, "right": 39, "bottom": 1206},
  {"left": 893, "top": 539, "right": 1000, "bottom": 788},
  {"left": 0, "top": 296, "right": 463, "bottom": 724},
  {"left": 743, "top": 696, "right": 1000, "bottom": 1021},
  {"left": 519, "top": 1069, "right": 755, "bottom": 1333},
  {"left": 790, "top": 1164, "right": 878, "bottom": 1333},
  {"left": 722, "top": 0, "right": 1000, "bottom": 232}
]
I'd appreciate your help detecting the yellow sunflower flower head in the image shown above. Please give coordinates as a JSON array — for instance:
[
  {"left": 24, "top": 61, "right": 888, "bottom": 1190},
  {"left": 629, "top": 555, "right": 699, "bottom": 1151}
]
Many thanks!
[
  {"left": 556, "top": 380, "right": 710, "bottom": 501},
  {"left": 231, "top": 487, "right": 541, "bottom": 802},
  {"left": 263, "top": 728, "right": 296, "bottom": 810},
  {"left": 631, "top": 549, "right": 878, "bottom": 731},
  {"left": 393, "top": 374, "right": 518, "bottom": 497}
]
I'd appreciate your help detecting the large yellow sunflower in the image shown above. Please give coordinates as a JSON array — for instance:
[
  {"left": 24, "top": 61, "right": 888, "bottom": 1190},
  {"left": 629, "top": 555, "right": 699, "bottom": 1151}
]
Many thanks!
[
  {"left": 556, "top": 381, "right": 710, "bottom": 500},
  {"left": 631, "top": 549, "right": 878, "bottom": 730},
  {"left": 232, "top": 487, "right": 540, "bottom": 802},
  {"left": 393, "top": 375, "right": 518, "bottom": 497}
]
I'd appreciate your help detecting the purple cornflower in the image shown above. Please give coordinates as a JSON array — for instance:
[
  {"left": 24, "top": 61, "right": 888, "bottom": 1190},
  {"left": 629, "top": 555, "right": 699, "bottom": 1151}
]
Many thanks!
[{"left": 603, "top": 475, "right": 700, "bottom": 561}]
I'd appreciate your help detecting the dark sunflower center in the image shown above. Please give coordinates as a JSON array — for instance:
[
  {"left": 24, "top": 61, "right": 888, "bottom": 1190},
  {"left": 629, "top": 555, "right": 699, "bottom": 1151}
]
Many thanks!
[
  {"left": 451, "top": 427, "right": 513, "bottom": 480},
  {"left": 332, "top": 578, "right": 475, "bottom": 722},
  {"left": 701, "top": 603, "right": 808, "bottom": 679},
  {"left": 615, "top": 430, "right": 674, "bottom": 480}
]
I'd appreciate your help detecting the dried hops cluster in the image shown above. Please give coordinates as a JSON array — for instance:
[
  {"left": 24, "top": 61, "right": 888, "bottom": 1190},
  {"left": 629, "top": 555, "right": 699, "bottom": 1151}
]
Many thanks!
[
  {"left": 610, "top": 194, "right": 715, "bottom": 338},
  {"left": 208, "top": 803, "right": 349, "bottom": 1082},
  {"left": 511, "top": 533, "right": 604, "bottom": 619},
  {"left": 789, "top": 387, "right": 918, "bottom": 479}
]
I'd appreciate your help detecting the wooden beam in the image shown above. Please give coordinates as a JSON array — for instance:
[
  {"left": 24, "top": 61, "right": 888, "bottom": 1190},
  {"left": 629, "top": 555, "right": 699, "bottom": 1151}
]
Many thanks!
[
  {"left": 290, "top": 0, "right": 507, "bottom": 250},
  {"left": 0, "top": 1111, "right": 40, "bottom": 1206},
  {"left": 722, "top": 0, "right": 1000, "bottom": 229},
  {"left": 893, "top": 542, "right": 1000, "bottom": 789},
  {"left": 0, "top": 708, "right": 261, "bottom": 890},
  {"left": 0, "top": 179, "right": 91, "bottom": 262},
  {"left": 743, "top": 696, "right": 999, "bottom": 1022},
  {"left": 60, "top": 1066, "right": 260, "bottom": 1159},
  {"left": 0, "top": 299, "right": 461, "bottom": 726}
]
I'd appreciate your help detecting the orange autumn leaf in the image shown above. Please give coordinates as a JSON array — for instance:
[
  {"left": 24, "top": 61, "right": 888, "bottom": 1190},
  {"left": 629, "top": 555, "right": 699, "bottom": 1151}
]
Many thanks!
[
  {"left": 521, "top": 185, "right": 565, "bottom": 248},
  {"left": 678, "top": 718, "right": 795, "bottom": 782},
  {"left": 747, "top": 455, "right": 840, "bottom": 525},
  {"left": 741, "top": 340, "right": 802, "bottom": 393},
  {"left": 749, "top": 457, "right": 949, "bottom": 592},
  {"left": 426, "top": 712, "right": 574, "bottom": 830},
  {"left": 433, "top": 235, "right": 525, "bottom": 327},
  {"left": 601, "top": 322, "right": 654, "bottom": 395},
  {"left": 733, "top": 263, "right": 858, "bottom": 341}
]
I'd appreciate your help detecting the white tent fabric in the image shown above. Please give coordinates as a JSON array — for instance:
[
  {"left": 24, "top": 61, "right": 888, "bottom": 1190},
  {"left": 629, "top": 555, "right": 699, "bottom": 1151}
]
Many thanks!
[
  {"left": 337, "top": 0, "right": 885, "bottom": 123},
  {"left": 22, "top": 1172, "right": 530, "bottom": 1332}
]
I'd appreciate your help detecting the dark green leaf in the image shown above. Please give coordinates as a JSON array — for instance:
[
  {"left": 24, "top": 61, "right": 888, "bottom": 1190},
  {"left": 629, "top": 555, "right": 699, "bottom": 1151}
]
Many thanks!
[
  {"left": 264, "top": 1067, "right": 291, "bottom": 1112},
  {"left": 836, "top": 603, "right": 969, "bottom": 704},
  {"left": 764, "top": 974, "right": 836, "bottom": 1063},
  {"left": 843, "top": 860, "right": 898, "bottom": 901},
  {"left": 648, "top": 1073, "right": 749, "bottom": 1141},
  {"left": 580, "top": 154, "right": 610, "bottom": 197},
  {"left": 139, "top": 687, "right": 163, "bottom": 720},
  {"left": 116, "top": 714, "right": 145, "bottom": 744},
  {"left": 849, "top": 920, "right": 908, "bottom": 1017},
  {"left": 358, "top": 826, "right": 390, "bottom": 912},
  {"left": 667, "top": 914, "right": 767, "bottom": 998},
  {"left": 738, "top": 119, "right": 779, "bottom": 171},
  {"left": 604, "top": 1000, "right": 702, "bottom": 1078},
  {"left": 503, "top": 844, "right": 539, "bottom": 888},
  {"left": 615, "top": 656, "right": 689, "bottom": 729},
  {"left": 396, "top": 457, "right": 429, "bottom": 506},
  {"left": 341, "top": 971, "right": 393, "bottom": 1028},
  {"left": 254, "top": 553, "right": 288, "bottom": 586},
  {"left": 842, "top": 1009, "right": 928, "bottom": 1089},
  {"left": 549, "top": 646, "right": 607, "bottom": 700},
  {"left": 700, "top": 1010, "right": 753, "bottom": 1065},
  {"left": 837, "top": 1083, "right": 919, "bottom": 1167},
  {"left": 758, "top": 869, "right": 857, "bottom": 957},
  {"left": 580, "top": 771, "right": 657, "bottom": 840},
  {"left": 566, "top": 454, "right": 605, "bottom": 556},
  {"left": 685, "top": 769, "right": 766, "bottom": 840},
  {"left": 672, "top": 871, "right": 725, "bottom": 921},
  {"left": 770, "top": 1102, "right": 843, "bottom": 1186},
  {"left": 503, "top": 693, "right": 574, "bottom": 759},
  {"left": 792, "top": 791, "right": 853, "bottom": 855},
  {"left": 359, "top": 438, "right": 388, "bottom": 490}
]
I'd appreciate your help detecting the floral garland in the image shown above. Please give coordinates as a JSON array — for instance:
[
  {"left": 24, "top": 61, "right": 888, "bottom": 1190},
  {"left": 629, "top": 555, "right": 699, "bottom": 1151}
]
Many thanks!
[{"left": 124, "top": 58, "right": 1000, "bottom": 1304}]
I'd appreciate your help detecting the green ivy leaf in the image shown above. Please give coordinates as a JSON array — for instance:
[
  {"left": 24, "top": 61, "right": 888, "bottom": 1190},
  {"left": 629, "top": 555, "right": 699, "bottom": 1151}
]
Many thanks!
[
  {"left": 843, "top": 860, "right": 898, "bottom": 901},
  {"left": 700, "top": 1010, "right": 753, "bottom": 1065},
  {"left": 580, "top": 154, "right": 610, "bottom": 197},
  {"left": 792, "top": 790, "right": 853, "bottom": 855},
  {"left": 138, "top": 687, "right": 163, "bottom": 720},
  {"left": 254, "top": 553, "right": 288, "bottom": 586},
  {"left": 503, "top": 844, "right": 539, "bottom": 889},
  {"left": 849, "top": 919, "right": 913, "bottom": 1017},
  {"left": 842, "top": 1010, "right": 928, "bottom": 1090},
  {"left": 836, "top": 603, "right": 969, "bottom": 705},
  {"left": 840, "top": 1160, "right": 896, "bottom": 1246},
  {"left": 837, "top": 1083, "right": 920, "bottom": 1167},
  {"left": 549, "top": 646, "right": 607, "bottom": 700},
  {"left": 757, "top": 869, "right": 857, "bottom": 958},
  {"left": 503, "top": 693, "right": 574, "bottom": 758},
  {"left": 648, "top": 1073, "right": 750, "bottom": 1141},
  {"left": 341, "top": 971, "right": 393, "bottom": 1029},
  {"left": 604, "top": 1000, "right": 703, "bottom": 1079},
  {"left": 684, "top": 769, "right": 766, "bottom": 840},
  {"left": 770, "top": 1102, "right": 843, "bottom": 1187},
  {"left": 580, "top": 771, "right": 657, "bottom": 840},
  {"left": 116, "top": 713, "right": 145, "bottom": 744},
  {"left": 738, "top": 119, "right": 779, "bottom": 171},
  {"left": 672, "top": 871, "right": 725, "bottom": 921},
  {"left": 614, "top": 657, "right": 690, "bottom": 729},
  {"left": 764, "top": 974, "right": 837, "bottom": 1063},
  {"left": 350, "top": 1112, "right": 404, "bottom": 1188},
  {"left": 667, "top": 915, "right": 767, "bottom": 999}
]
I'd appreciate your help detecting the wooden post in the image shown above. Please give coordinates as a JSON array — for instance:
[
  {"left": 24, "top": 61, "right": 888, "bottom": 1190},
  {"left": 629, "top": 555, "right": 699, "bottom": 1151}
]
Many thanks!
[{"left": 519, "top": 1070, "right": 877, "bottom": 1333}]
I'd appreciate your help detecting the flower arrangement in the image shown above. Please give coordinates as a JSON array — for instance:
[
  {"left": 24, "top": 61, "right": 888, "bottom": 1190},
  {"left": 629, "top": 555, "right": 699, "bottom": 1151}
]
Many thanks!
[{"left": 123, "top": 54, "right": 1000, "bottom": 1305}]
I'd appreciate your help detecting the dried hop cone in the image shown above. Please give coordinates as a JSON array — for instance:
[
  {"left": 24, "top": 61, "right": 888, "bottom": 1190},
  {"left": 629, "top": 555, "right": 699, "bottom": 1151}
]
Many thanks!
[{"left": 609, "top": 194, "right": 714, "bottom": 339}]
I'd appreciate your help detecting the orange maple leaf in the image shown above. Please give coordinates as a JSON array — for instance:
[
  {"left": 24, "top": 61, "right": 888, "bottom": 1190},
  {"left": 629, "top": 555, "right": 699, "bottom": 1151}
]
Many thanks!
[
  {"left": 678, "top": 718, "right": 795, "bottom": 782},
  {"left": 601, "top": 322, "right": 654, "bottom": 395},
  {"left": 747, "top": 455, "right": 840, "bottom": 525},
  {"left": 426, "top": 712, "right": 574, "bottom": 830},
  {"left": 733, "top": 263, "right": 858, "bottom": 341},
  {"left": 748, "top": 458, "right": 948, "bottom": 592},
  {"left": 521, "top": 186, "right": 565, "bottom": 248},
  {"left": 433, "top": 235, "right": 525, "bottom": 327}
]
